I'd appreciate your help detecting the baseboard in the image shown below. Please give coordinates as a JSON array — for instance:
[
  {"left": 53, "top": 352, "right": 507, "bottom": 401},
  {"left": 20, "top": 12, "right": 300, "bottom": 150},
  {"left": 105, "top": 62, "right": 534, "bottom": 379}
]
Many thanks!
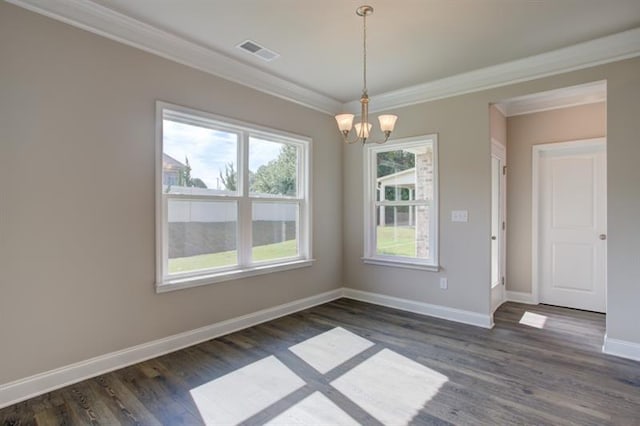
[
  {"left": 342, "top": 288, "right": 494, "bottom": 329},
  {"left": 0, "top": 288, "right": 343, "bottom": 409},
  {"left": 602, "top": 335, "right": 640, "bottom": 362},
  {"left": 506, "top": 291, "right": 537, "bottom": 304}
]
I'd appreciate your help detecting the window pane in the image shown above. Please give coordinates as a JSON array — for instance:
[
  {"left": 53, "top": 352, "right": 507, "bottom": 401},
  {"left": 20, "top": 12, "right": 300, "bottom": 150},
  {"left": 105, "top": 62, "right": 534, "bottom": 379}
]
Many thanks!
[
  {"left": 168, "top": 199, "right": 237, "bottom": 274},
  {"left": 163, "top": 118, "right": 239, "bottom": 195},
  {"left": 376, "top": 204, "right": 430, "bottom": 259},
  {"left": 249, "top": 137, "right": 298, "bottom": 197},
  {"left": 252, "top": 202, "right": 298, "bottom": 262},
  {"left": 376, "top": 146, "right": 433, "bottom": 202}
]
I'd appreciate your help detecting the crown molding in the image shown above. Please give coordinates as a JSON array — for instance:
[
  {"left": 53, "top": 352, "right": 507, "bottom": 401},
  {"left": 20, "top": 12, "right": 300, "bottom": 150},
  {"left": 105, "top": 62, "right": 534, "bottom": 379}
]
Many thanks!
[
  {"left": 7, "top": 1, "right": 640, "bottom": 116},
  {"left": 496, "top": 80, "right": 606, "bottom": 117},
  {"left": 343, "top": 27, "right": 640, "bottom": 113},
  {"left": 6, "top": 0, "right": 342, "bottom": 115},
  {"left": 491, "top": 103, "right": 507, "bottom": 116}
]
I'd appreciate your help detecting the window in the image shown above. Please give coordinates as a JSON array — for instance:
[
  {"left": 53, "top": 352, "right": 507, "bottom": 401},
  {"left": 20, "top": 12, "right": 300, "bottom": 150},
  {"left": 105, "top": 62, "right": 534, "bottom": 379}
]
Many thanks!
[
  {"left": 156, "top": 102, "right": 311, "bottom": 291},
  {"left": 363, "top": 135, "right": 438, "bottom": 270}
]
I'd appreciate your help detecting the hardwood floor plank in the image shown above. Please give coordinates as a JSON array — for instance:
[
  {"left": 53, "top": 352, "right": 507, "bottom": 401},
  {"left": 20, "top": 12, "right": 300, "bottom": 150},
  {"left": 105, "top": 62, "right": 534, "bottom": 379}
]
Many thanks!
[{"left": 2, "top": 300, "right": 639, "bottom": 425}]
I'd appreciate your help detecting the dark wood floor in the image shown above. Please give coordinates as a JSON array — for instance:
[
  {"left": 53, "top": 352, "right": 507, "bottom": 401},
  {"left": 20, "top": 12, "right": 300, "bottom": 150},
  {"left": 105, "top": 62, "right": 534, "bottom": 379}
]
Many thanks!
[{"left": 2, "top": 300, "right": 639, "bottom": 425}]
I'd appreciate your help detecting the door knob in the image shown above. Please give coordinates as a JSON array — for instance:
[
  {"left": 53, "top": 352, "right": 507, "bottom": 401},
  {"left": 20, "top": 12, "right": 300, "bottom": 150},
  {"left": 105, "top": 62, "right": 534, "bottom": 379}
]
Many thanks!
[
  {"left": 599, "top": 234, "right": 607, "bottom": 240},
  {"left": 491, "top": 236, "right": 497, "bottom": 240}
]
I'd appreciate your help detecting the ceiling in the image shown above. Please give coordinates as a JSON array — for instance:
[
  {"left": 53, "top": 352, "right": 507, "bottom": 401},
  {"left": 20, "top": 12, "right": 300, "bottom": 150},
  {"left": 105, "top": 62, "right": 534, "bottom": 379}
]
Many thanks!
[
  {"left": 8, "top": 0, "right": 640, "bottom": 112},
  {"left": 96, "top": 0, "right": 640, "bottom": 102}
]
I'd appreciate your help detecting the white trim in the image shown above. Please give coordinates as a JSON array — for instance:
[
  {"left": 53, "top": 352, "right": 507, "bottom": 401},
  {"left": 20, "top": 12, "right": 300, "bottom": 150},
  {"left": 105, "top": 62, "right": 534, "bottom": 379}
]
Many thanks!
[
  {"left": 496, "top": 81, "right": 607, "bottom": 117},
  {"left": 0, "top": 287, "right": 498, "bottom": 408},
  {"left": 361, "top": 257, "right": 440, "bottom": 272},
  {"left": 602, "top": 336, "right": 640, "bottom": 362},
  {"left": 155, "top": 101, "right": 312, "bottom": 291},
  {"left": 492, "top": 103, "right": 507, "bottom": 116},
  {"left": 491, "top": 138, "right": 506, "bottom": 157},
  {"left": 4, "top": 0, "right": 341, "bottom": 115},
  {"left": 531, "top": 138, "right": 606, "bottom": 307},
  {"left": 363, "top": 135, "right": 439, "bottom": 269},
  {"left": 156, "top": 259, "right": 315, "bottom": 293},
  {"left": 505, "top": 291, "right": 537, "bottom": 305},
  {"left": 490, "top": 138, "right": 507, "bottom": 312},
  {"left": 342, "top": 288, "right": 494, "bottom": 329},
  {"left": 344, "top": 28, "right": 640, "bottom": 114},
  {"left": 6, "top": 1, "right": 640, "bottom": 115},
  {"left": 0, "top": 289, "right": 343, "bottom": 409}
]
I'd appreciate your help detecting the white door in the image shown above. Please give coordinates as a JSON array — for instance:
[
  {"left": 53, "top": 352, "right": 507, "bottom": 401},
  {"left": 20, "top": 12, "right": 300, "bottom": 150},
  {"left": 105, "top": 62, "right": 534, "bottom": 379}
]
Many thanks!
[
  {"left": 491, "top": 140, "right": 506, "bottom": 312},
  {"left": 536, "top": 139, "right": 606, "bottom": 313}
]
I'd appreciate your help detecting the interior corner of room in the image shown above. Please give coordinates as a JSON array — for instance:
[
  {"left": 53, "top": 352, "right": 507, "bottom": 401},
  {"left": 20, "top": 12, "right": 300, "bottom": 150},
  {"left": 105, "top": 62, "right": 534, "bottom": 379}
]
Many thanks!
[{"left": 1, "top": 0, "right": 640, "bottom": 422}]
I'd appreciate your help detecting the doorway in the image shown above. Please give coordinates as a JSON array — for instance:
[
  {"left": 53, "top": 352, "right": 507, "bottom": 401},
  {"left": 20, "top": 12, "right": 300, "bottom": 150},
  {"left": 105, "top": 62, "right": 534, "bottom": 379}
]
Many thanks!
[
  {"left": 491, "top": 139, "right": 506, "bottom": 312},
  {"left": 532, "top": 139, "right": 607, "bottom": 313}
]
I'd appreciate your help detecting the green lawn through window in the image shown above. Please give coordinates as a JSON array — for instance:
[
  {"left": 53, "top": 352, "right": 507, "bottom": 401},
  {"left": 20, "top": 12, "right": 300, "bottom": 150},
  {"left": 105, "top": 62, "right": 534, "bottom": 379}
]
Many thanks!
[
  {"left": 376, "top": 226, "right": 416, "bottom": 257},
  {"left": 169, "top": 239, "right": 298, "bottom": 274}
]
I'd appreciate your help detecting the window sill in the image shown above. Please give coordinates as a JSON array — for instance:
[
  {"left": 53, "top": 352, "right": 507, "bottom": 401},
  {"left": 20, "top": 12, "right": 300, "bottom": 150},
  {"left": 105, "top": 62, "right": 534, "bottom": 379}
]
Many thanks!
[
  {"left": 156, "top": 259, "right": 315, "bottom": 293},
  {"left": 361, "top": 257, "right": 440, "bottom": 272}
]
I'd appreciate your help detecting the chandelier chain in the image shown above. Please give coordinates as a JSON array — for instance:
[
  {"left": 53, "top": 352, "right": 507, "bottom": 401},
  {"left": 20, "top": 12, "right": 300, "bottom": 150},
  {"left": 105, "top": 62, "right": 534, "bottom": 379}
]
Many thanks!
[
  {"left": 363, "top": 11, "right": 367, "bottom": 95},
  {"left": 334, "top": 5, "right": 397, "bottom": 145}
]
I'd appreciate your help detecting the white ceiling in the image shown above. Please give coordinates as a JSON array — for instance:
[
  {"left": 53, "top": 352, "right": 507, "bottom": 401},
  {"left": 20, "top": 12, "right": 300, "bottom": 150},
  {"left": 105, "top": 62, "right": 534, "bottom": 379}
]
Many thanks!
[
  {"left": 95, "top": 0, "right": 640, "bottom": 102},
  {"left": 8, "top": 0, "right": 640, "bottom": 113}
]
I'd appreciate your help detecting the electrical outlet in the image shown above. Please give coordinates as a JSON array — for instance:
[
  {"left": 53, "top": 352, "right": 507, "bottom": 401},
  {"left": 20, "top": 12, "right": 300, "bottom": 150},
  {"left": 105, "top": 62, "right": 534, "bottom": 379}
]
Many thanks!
[{"left": 440, "top": 277, "right": 448, "bottom": 290}]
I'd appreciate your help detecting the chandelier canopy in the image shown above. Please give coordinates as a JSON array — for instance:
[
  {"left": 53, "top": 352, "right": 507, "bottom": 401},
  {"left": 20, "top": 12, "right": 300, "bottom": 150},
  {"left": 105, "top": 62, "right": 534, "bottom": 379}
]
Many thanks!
[{"left": 335, "top": 5, "right": 398, "bottom": 144}]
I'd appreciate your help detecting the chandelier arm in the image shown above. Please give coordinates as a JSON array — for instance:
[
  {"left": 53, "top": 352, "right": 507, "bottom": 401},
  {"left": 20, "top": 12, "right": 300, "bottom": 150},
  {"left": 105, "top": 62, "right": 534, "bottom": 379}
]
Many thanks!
[
  {"left": 335, "top": 6, "right": 396, "bottom": 145},
  {"left": 341, "top": 130, "right": 364, "bottom": 144},
  {"left": 372, "top": 137, "right": 390, "bottom": 144},
  {"left": 369, "top": 132, "right": 392, "bottom": 145}
]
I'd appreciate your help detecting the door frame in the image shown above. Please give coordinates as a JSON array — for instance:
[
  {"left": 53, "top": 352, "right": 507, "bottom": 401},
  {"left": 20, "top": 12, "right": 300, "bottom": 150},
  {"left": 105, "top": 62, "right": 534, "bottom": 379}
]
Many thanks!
[
  {"left": 531, "top": 137, "right": 606, "bottom": 306},
  {"left": 491, "top": 138, "right": 507, "bottom": 312}
]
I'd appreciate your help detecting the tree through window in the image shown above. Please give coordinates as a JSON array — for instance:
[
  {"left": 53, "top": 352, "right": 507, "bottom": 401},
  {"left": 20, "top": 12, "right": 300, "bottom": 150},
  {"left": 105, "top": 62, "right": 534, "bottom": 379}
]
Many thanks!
[{"left": 156, "top": 103, "right": 311, "bottom": 290}]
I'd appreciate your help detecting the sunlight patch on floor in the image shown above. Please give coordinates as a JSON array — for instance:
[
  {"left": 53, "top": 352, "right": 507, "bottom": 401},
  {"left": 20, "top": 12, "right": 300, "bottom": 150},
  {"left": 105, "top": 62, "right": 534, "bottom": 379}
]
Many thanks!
[
  {"left": 288, "top": 326, "right": 374, "bottom": 374},
  {"left": 330, "top": 348, "right": 448, "bottom": 425},
  {"left": 265, "top": 391, "right": 359, "bottom": 425},
  {"left": 189, "top": 355, "right": 304, "bottom": 425},
  {"left": 190, "top": 327, "right": 448, "bottom": 425},
  {"left": 519, "top": 311, "right": 548, "bottom": 329}
]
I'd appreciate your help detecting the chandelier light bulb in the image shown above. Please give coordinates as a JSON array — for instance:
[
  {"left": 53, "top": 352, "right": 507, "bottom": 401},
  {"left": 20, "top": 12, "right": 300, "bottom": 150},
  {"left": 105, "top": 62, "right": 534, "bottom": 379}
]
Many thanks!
[
  {"left": 335, "top": 114, "right": 355, "bottom": 133},
  {"left": 354, "top": 121, "right": 373, "bottom": 139},
  {"left": 334, "top": 5, "right": 398, "bottom": 144},
  {"left": 378, "top": 115, "right": 398, "bottom": 133}
]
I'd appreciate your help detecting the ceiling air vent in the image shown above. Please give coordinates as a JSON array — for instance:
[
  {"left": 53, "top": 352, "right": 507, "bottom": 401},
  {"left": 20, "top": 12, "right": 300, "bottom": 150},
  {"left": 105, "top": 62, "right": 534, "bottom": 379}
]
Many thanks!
[{"left": 237, "top": 40, "right": 280, "bottom": 62}]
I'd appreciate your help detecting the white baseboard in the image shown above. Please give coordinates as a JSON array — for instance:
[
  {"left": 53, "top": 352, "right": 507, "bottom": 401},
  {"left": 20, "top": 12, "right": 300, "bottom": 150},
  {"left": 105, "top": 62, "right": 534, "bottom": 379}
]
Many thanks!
[
  {"left": 602, "top": 335, "right": 640, "bottom": 362},
  {"left": 506, "top": 291, "right": 537, "bottom": 304},
  {"left": 0, "top": 288, "right": 343, "bottom": 409},
  {"left": 342, "top": 288, "right": 494, "bottom": 329}
]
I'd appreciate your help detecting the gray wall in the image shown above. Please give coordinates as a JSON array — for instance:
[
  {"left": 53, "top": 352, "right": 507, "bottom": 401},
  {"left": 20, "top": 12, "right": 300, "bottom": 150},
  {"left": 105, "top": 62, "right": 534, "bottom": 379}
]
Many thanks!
[
  {"left": 343, "top": 59, "right": 640, "bottom": 346},
  {"left": 0, "top": 2, "right": 343, "bottom": 384},
  {"left": 490, "top": 105, "right": 507, "bottom": 146},
  {"left": 2, "top": 1, "right": 640, "bottom": 387},
  {"left": 506, "top": 103, "right": 606, "bottom": 294},
  {"left": 344, "top": 94, "right": 494, "bottom": 314}
]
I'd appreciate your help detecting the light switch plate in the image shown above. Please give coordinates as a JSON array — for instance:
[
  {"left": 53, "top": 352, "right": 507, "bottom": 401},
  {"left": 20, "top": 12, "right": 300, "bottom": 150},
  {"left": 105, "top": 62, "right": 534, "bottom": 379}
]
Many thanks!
[
  {"left": 451, "top": 210, "right": 469, "bottom": 222},
  {"left": 440, "top": 277, "right": 448, "bottom": 289}
]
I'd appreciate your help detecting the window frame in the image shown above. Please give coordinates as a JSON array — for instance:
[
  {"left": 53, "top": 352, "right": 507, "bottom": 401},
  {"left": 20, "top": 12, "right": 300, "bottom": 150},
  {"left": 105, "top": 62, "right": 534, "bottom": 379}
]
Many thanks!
[
  {"left": 155, "top": 101, "right": 313, "bottom": 292},
  {"left": 362, "top": 134, "right": 439, "bottom": 271}
]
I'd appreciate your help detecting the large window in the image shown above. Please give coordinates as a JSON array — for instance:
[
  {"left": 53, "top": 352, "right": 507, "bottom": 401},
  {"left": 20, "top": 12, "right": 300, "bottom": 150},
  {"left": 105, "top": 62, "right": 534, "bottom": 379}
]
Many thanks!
[
  {"left": 156, "top": 102, "right": 311, "bottom": 291},
  {"left": 363, "top": 135, "right": 438, "bottom": 270}
]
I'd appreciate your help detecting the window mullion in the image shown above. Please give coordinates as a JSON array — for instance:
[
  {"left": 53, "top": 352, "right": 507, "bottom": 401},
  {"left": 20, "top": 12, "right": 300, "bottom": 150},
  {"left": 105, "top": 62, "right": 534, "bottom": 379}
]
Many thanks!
[
  {"left": 376, "top": 200, "right": 428, "bottom": 207},
  {"left": 162, "top": 194, "right": 169, "bottom": 280},
  {"left": 238, "top": 132, "right": 252, "bottom": 267},
  {"left": 365, "top": 135, "right": 438, "bottom": 265},
  {"left": 157, "top": 102, "right": 312, "bottom": 290}
]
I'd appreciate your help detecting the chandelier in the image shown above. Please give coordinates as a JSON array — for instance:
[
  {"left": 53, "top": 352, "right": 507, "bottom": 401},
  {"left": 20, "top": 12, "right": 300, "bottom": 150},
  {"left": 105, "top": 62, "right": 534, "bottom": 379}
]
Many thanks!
[{"left": 335, "top": 5, "right": 398, "bottom": 144}]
